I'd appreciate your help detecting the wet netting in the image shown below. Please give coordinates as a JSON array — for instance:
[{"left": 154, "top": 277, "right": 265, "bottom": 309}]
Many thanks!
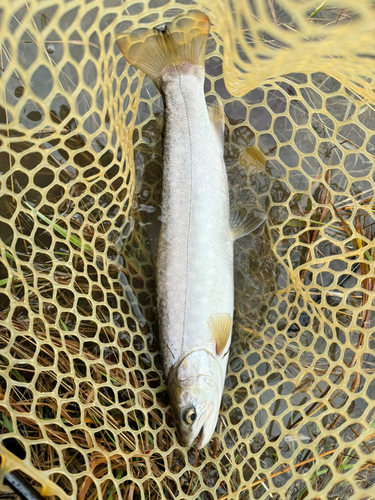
[{"left": 0, "top": 0, "right": 374, "bottom": 499}]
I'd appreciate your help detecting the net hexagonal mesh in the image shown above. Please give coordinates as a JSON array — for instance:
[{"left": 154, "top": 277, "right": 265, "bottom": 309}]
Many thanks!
[{"left": 0, "top": 0, "right": 374, "bottom": 499}]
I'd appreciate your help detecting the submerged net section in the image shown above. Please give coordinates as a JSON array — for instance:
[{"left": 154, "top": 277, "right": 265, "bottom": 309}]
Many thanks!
[{"left": 0, "top": 0, "right": 374, "bottom": 499}]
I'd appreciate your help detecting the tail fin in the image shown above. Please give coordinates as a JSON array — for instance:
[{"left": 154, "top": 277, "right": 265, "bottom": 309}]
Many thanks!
[{"left": 116, "top": 10, "right": 210, "bottom": 86}]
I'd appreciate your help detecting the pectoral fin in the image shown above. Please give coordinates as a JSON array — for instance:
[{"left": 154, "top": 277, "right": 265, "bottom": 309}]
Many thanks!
[
  {"left": 209, "top": 313, "right": 232, "bottom": 356},
  {"left": 230, "top": 205, "right": 267, "bottom": 240}
]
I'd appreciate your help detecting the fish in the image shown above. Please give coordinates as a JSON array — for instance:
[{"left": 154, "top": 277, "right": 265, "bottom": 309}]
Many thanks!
[{"left": 116, "top": 10, "right": 266, "bottom": 449}]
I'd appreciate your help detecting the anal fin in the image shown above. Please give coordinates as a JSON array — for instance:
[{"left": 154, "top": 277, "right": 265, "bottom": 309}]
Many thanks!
[
  {"left": 209, "top": 313, "right": 232, "bottom": 356},
  {"left": 207, "top": 98, "right": 224, "bottom": 148}
]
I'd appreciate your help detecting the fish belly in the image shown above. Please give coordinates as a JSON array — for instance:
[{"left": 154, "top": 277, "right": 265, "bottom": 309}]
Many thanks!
[{"left": 156, "top": 68, "right": 233, "bottom": 379}]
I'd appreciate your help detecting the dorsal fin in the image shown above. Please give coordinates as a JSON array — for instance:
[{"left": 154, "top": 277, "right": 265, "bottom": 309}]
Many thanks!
[{"left": 208, "top": 313, "right": 232, "bottom": 356}]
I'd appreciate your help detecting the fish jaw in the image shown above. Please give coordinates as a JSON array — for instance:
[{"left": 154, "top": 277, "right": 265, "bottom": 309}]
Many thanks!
[{"left": 196, "top": 402, "right": 217, "bottom": 449}]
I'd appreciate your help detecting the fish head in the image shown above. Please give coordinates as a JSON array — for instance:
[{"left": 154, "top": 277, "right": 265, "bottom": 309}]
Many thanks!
[{"left": 167, "top": 350, "right": 224, "bottom": 449}]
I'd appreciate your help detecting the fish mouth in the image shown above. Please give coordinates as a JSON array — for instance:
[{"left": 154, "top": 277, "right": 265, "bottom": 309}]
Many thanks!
[
  {"left": 197, "top": 425, "right": 205, "bottom": 449},
  {"left": 196, "top": 403, "right": 214, "bottom": 449}
]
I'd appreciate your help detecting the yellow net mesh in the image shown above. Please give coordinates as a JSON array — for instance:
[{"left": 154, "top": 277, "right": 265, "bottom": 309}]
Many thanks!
[{"left": 0, "top": 0, "right": 374, "bottom": 499}]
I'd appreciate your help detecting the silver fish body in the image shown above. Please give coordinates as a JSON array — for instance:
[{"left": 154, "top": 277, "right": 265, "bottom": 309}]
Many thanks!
[
  {"left": 157, "top": 66, "right": 233, "bottom": 447},
  {"left": 116, "top": 10, "right": 265, "bottom": 448}
]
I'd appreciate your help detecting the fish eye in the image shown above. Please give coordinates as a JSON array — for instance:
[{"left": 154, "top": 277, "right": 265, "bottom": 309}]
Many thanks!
[{"left": 182, "top": 407, "right": 197, "bottom": 425}]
